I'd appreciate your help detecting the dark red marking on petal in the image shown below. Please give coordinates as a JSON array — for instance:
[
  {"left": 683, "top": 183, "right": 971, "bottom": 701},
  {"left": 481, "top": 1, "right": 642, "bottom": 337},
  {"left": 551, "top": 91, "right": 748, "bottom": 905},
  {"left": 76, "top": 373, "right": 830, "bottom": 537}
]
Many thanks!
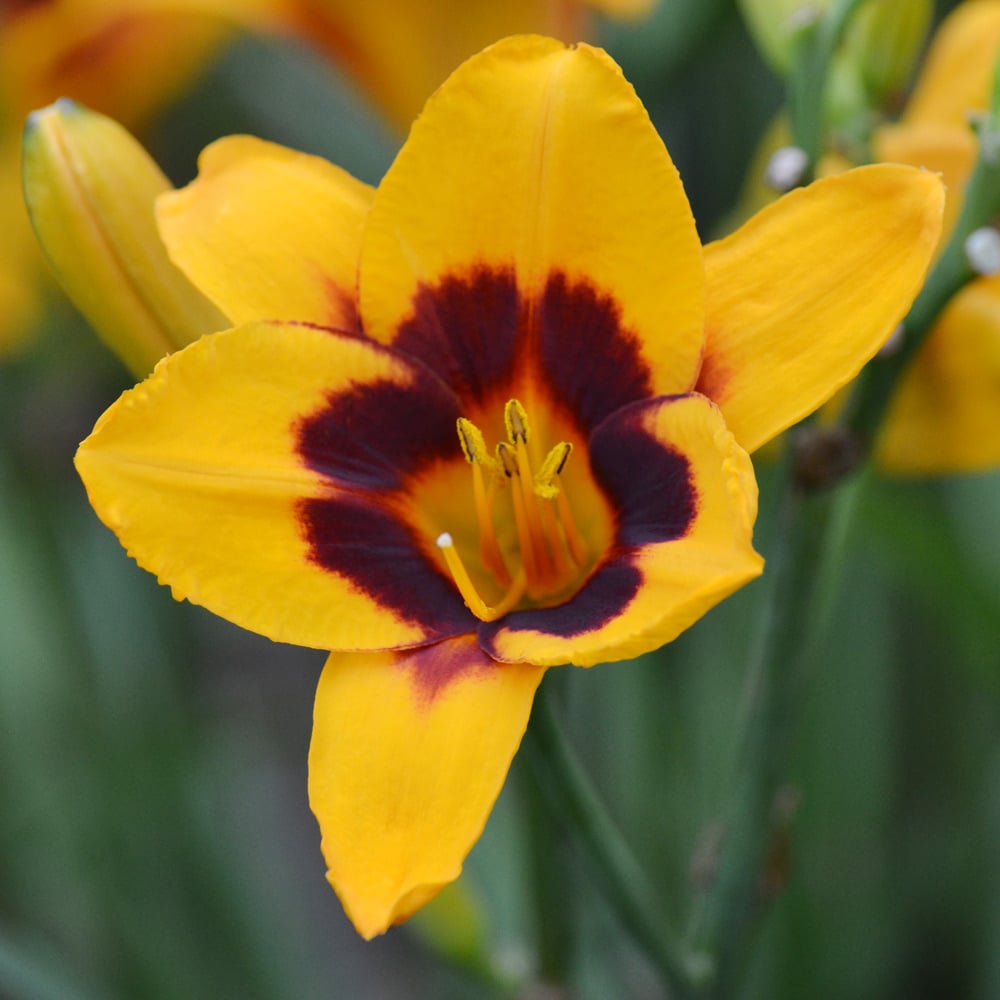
[
  {"left": 589, "top": 395, "right": 698, "bottom": 548},
  {"left": 294, "top": 340, "right": 473, "bottom": 634},
  {"left": 397, "top": 636, "right": 494, "bottom": 708},
  {"left": 393, "top": 265, "right": 521, "bottom": 403},
  {"left": 390, "top": 265, "right": 654, "bottom": 435},
  {"left": 295, "top": 361, "right": 461, "bottom": 492},
  {"left": 538, "top": 271, "right": 655, "bottom": 432},
  {"left": 480, "top": 396, "right": 697, "bottom": 645},
  {"left": 479, "top": 558, "right": 642, "bottom": 650},
  {"left": 298, "top": 493, "right": 473, "bottom": 636}
]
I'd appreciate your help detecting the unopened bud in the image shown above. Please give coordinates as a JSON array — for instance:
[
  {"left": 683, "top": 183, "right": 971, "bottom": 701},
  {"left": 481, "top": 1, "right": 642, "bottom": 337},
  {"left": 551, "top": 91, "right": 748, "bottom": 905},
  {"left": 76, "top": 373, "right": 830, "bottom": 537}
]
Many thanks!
[
  {"left": 877, "top": 322, "right": 905, "bottom": 358},
  {"left": 965, "top": 226, "right": 1000, "bottom": 276},
  {"left": 737, "top": 1, "right": 829, "bottom": 73},
  {"left": 22, "top": 100, "right": 227, "bottom": 378},
  {"left": 764, "top": 145, "right": 810, "bottom": 192},
  {"left": 847, "top": 0, "right": 932, "bottom": 106}
]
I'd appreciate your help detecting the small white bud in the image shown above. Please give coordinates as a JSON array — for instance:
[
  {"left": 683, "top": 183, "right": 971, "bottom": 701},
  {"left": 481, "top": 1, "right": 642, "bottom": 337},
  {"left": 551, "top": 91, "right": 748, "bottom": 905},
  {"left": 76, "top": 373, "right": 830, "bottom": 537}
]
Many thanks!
[
  {"left": 877, "top": 323, "right": 905, "bottom": 358},
  {"left": 786, "top": 5, "right": 821, "bottom": 32},
  {"left": 764, "top": 146, "right": 810, "bottom": 193},
  {"left": 964, "top": 226, "right": 1000, "bottom": 276},
  {"left": 436, "top": 532, "right": 454, "bottom": 549}
]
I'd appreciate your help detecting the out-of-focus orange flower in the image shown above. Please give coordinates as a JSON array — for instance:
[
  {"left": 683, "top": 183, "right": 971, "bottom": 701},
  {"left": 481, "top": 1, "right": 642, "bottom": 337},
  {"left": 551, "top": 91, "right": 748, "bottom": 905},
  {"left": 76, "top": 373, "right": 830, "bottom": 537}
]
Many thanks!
[
  {"left": 286, "top": 0, "right": 656, "bottom": 129},
  {"left": 1, "top": 0, "right": 283, "bottom": 355},
  {"left": 6, "top": 0, "right": 654, "bottom": 358}
]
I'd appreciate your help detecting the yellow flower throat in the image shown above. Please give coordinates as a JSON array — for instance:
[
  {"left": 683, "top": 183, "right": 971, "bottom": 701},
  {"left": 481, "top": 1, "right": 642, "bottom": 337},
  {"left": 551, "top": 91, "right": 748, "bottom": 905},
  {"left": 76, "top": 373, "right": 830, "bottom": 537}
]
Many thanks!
[{"left": 436, "top": 399, "right": 589, "bottom": 622}]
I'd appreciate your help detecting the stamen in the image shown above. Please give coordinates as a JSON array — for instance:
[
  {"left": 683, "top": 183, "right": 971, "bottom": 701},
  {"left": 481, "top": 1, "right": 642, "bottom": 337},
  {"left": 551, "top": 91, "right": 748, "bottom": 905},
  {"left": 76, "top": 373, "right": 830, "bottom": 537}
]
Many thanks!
[
  {"left": 515, "top": 436, "right": 559, "bottom": 587},
  {"left": 534, "top": 442, "right": 573, "bottom": 500},
  {"left": 539, "top": 496, "right": 575, "bottom": 583},
  {"left": 457, "top": 418, "right": 509, "bottom": 584},
  {"left": 457, "top": 417, "right": 501, "bottom": 478},
  {"left": 498, "top": 444, "right": 541, "bottom": 586},
  {"left": 556, "top": 488, "right": 589, "bottom": 567},
  {"left": 472, "top": 462, "right": 511, "bottom": 585},
  {"left": 504, "top": 399, "right": 530, "bottom": 443},
  {"left": 437, "top": 533, "right": 525, "bottom": 622}
]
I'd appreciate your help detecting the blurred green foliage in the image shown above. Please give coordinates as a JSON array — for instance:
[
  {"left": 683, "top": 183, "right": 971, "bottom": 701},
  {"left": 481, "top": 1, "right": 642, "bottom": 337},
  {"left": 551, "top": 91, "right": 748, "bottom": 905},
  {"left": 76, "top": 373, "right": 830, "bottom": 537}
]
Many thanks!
[{"left": 3, "top": 0, "right": 998, "bottom": 997}]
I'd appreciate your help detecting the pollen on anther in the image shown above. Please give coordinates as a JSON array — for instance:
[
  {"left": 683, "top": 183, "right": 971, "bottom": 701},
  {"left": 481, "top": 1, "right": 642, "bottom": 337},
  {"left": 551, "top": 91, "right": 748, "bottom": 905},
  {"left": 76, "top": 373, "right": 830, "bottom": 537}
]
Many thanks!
[{"left": 437, "top": 532, "right": 454, "bottom": 549}]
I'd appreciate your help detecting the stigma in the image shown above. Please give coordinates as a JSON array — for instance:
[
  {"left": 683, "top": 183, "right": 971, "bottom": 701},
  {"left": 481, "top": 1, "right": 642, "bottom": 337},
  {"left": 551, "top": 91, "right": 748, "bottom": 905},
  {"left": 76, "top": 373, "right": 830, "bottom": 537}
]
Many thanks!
[{"left": 437, "top": 398, "right": 589, "bottom": 622}]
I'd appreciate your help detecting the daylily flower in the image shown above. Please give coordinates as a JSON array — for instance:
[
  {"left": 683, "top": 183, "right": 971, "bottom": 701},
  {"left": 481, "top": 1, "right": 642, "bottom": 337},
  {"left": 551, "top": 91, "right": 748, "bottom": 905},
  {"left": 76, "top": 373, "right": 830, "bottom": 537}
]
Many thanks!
[
  {"left": 72, "top": 37, "right": 941, "bottom": 938},
  {"left": 872, "top": 0, "right": 1000, "bottom": 473}
]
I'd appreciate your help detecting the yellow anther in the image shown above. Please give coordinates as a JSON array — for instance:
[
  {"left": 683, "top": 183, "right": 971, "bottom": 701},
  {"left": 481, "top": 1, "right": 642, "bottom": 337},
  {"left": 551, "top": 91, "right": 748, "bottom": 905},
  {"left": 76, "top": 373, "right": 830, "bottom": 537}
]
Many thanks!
[
  {"left": 437, "top": 533, "right": 525, "bottom": 622},
  {"left": 504, "top": 398, "right": 530, "bottom": 443},
  {"left": 457, "top": 417, "right": 502, "bottom": 479},
  {"left": 534, "top": 441, "right": 573, "bottom": 500}
]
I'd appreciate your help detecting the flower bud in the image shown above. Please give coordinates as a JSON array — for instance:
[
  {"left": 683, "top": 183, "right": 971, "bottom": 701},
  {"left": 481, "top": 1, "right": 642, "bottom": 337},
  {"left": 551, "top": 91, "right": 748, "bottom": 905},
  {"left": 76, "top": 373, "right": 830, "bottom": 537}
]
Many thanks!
[
  {"left": 22, "top": 100, "right": 227, "bottom": 377},
  {"left": 844, "top": 0, "right": 932, "bottom": 107},
  {"left": 736, "top": 0, "right": 829, "bottom": 73}
]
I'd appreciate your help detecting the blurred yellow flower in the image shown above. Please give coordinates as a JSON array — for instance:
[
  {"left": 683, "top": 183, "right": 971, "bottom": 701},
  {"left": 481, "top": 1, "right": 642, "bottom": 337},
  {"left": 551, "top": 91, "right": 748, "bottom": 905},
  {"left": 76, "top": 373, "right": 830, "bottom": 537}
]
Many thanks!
[
  {"left": 873, "top": 0, "right": 1000, "bottom": 472},
  {"left": 284, "top": 0, "right": 656, "bottom": 129},
  {"left": 1, "top": 0, "right": 282, "bottom": 357}
]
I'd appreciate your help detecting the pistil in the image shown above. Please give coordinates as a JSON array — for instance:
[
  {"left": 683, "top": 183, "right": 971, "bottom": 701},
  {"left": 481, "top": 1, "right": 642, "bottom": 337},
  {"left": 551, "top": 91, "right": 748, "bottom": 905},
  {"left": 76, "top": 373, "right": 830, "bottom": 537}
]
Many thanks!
[{"left": 437, "top": 533, "right": 526, "bottom": 622}]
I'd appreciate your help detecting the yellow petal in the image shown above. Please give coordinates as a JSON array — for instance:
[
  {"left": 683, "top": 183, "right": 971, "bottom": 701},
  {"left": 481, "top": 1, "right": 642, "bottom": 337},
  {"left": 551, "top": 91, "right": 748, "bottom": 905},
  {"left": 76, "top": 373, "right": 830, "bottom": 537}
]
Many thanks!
[
  {"left": 22, "top": 101, "right": 227, "bottom": 377},
  {"left": 900, "top": 0, "right": 1000, "bottom": 129},
  {"left": 879, "top": 276, "right": 1000, "bottom": 473},
  {"left": 309, "top": 638, "right": 546, "bottom": 938},
  {"left": 360, "top": 35, "right": 705, "bottom": 398},
  {"left": 75, "top": 320, "right": 474, "bottom": 651},
  {"left": 482, "top": 394, "right": 763, "bottom": 667},
  {"left": 157, "top": 136, "right": 373, "bottom": 330},
  {"left": 698, "top": 164, "right": 944, "bottom": 454}
]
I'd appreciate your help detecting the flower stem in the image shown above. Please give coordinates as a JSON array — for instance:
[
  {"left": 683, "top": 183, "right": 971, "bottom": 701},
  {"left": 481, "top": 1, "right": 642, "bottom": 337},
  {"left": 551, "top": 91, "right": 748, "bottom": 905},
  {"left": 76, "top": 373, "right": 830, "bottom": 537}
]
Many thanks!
[
  {"left": 685, "top": 461, "right": 860, "bottom": 995},
  {"left": 524, "top": 684, "right": 712, "bottom": 997}
]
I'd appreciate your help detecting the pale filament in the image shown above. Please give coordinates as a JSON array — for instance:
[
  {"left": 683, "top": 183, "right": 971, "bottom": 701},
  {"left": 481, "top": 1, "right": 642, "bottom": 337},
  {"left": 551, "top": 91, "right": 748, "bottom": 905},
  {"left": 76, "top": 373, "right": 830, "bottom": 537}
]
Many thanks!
[{"left": 437, "top": 533, "right": 525, "bottom": 622}]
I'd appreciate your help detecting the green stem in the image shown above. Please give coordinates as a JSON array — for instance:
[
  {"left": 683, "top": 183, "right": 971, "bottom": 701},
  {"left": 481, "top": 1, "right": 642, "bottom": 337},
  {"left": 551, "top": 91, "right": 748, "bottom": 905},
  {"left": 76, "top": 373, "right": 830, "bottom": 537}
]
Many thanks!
[
  {"left": 524, "top": 686, "right": 711, "bottom": 998},
  {"left": 521, "top": 752, "right": 576, "bottom": 987},
  {"left": 686, "top": 459, "right": 868, "bottom": 996}
]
